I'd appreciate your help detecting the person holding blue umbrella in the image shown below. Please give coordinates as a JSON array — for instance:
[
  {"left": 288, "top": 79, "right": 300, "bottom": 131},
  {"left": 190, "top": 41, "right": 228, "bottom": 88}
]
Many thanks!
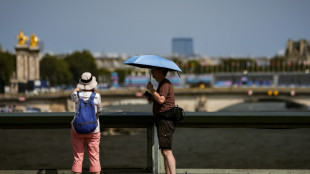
[
  {"left": 124, "top": 55, "right": 181, "bottom": 174},
  {"left": 146, "top": 67, "right": 177, "bottom": 174}
]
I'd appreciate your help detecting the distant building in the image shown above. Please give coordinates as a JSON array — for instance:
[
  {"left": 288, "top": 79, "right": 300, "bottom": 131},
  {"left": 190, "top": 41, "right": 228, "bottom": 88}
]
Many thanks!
[
  {"left": 285, "top": 39, "right": 310, "bottom": 63},
  {"left": 95, "top": 56, "right": 148, "bottom": 84},
  {"left": 172, "top": 38, "right": 194, "bottom": 57},
  {"left": 96, "top": 57, "right": 126, "bottom": 71}
]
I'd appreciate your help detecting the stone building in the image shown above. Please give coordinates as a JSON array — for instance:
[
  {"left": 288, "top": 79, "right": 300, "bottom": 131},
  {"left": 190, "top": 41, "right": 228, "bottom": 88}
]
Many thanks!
[
  {"left": 285, "top": 39, "right": 310, "bottom": 63},
  {"left": 10, "top": 31, "right": 40, "bottom": 93}
]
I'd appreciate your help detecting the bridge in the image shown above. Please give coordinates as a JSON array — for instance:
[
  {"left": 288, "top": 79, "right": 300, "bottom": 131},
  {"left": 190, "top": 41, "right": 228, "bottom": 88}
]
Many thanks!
[{"left": 1, "top": 87, "right": 310, "bottom": 112}]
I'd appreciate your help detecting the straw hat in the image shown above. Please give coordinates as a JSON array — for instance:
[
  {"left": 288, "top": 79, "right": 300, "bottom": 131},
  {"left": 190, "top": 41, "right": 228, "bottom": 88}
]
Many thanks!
[{"left": 76, "top": 72, "right": 97, "bottom": 90}]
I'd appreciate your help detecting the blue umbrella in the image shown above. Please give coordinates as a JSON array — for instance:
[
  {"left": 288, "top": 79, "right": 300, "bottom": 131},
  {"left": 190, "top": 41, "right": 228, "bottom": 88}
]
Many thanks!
[{"left": 123, "top": 55, "right": 182, "bottom": 72}]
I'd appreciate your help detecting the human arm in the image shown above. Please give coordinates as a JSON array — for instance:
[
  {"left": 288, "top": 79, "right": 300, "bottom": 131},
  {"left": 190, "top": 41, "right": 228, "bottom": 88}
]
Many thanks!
[
  {"left": 96, "top": 94, "right": 102, "bottom": 114},
  {"left": 71, "top": 88, "right": 80, "bottom": 102},
  {"left": 147, "top": 82, "right": 166, "bottom": 104}
]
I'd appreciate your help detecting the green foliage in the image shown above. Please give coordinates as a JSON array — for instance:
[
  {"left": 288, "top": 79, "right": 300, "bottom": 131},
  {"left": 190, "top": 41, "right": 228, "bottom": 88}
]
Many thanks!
[
  {"left": 171, "top": 55, "right": 309, "bottom": 74},
  {"left": 64, "top": 50, "right": 98, "bottom": 84},
  {"left": 96, "top": 68, "right": 133, "bottom": 84},
  {"left": 219, "top": 58, "right": 256, "bottom": 72},
  {"left": 40, "top": 54, "right": 72, "bottom": 86},
  {"left": 115, "top": 69, "right": 132, "bottom": 83},
  {"left": 97, "top": 68, "right": 112, "bottom": 83},
  {"left": 0, "top": 51, "right": 15, "bottom": 85}
]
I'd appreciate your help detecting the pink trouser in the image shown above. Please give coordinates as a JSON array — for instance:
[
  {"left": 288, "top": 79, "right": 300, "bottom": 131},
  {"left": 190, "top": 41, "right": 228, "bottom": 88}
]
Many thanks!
[{"left": 71, "top": 128, "right": 101, "bottom": 173}]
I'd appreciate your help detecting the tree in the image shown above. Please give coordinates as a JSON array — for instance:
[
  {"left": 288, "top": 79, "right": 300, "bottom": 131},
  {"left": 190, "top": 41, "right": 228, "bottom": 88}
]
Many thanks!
[
  {"left": 115, "top": 68, "right": 130, "bottom": 84},
  {"left": 65, "top": 50, "right": 98, "bottom": 84},
  {"left": 0, "top": 51, "right": 15, "bottom": 87},
  {"left": 270, "top": 56, "right": 285, "bottom": 72},
  {"left": 97, "top": 68, "right": 111, "bottom": 84},
  {"left": 40, "top": 54, "right": 72, "bottom": 86}
]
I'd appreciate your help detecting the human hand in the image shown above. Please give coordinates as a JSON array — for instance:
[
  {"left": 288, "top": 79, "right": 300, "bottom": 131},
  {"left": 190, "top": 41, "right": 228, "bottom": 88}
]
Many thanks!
[
  {"left": 147, "top": 82, "right": 154, "bottom": 92},
  {"left": 74, "top": 88, "right": 80, "bottom": 92},
  {"left": 144, "top": 91, "right": 153, "bottom": 101}
]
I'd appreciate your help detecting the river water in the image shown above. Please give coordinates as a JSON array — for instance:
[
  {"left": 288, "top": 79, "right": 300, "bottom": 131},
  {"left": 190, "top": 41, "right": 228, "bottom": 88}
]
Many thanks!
[{"left": 102, "top": 100, "right": 310, "bottom": 112}]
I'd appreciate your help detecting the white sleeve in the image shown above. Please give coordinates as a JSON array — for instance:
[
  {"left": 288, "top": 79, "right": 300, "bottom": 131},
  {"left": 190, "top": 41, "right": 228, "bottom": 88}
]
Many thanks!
[
  {"left": 71, "top": 91, "right": 79, "bottom": 102},
  {"left": 96, "top": 93, "right": 102, "bottom": 114}
]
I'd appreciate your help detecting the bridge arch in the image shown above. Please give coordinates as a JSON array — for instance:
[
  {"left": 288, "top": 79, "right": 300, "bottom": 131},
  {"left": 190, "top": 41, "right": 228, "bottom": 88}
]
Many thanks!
[{"left": 211, "top": 96, "right": 309, "bottom": 112}]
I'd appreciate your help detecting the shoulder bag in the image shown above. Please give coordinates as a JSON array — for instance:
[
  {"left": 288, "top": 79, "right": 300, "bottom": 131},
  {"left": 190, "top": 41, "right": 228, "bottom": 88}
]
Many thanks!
[{"left": 160, "top": 105, "right": 185, "bottom": 122}]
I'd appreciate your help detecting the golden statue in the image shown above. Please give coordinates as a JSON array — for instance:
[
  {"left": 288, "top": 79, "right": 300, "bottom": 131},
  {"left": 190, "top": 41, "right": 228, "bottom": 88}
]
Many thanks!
[
  {"left": 30, "top": 33, "right": 39, "bottom": 47},
  {"left": 16, "top": 30, "right": 28, "bottom": 46}
]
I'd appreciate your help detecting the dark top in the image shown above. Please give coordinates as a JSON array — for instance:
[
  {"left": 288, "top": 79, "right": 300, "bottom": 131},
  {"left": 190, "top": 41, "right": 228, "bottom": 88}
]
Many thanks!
[{"left": 153, "top": 78, "right": 175, "bottom": 116}]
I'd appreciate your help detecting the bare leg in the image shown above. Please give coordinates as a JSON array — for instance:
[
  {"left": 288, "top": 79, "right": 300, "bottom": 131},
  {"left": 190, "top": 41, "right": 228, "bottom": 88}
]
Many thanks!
[
  {"left": 164, "top": 157, "right": 170, "bottom": 174},
  {"left": 161, "top": 149, "right": 176, "bottom": 174}
]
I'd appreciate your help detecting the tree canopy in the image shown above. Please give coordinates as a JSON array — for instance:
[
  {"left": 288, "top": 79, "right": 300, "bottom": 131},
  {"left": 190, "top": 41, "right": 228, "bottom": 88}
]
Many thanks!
[
  {"left": 0, "top": 51, "right": 15, "bottom": 85},
  {"left": 64, "top": 50, "right": 98, "bottom": 84},
  {"left": 40, "top": 54, "right": 72, "bottom": 86}
]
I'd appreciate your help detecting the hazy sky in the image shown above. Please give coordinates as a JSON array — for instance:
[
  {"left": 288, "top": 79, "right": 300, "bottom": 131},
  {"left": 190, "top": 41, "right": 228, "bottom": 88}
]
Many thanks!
[{"left": 1, "top": 0, "right": 309, "bottom": 57}]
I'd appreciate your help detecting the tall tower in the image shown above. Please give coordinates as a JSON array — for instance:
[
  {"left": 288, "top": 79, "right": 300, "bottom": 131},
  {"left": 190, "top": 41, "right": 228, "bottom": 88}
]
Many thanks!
[
  {"left": 11, "top": 30, "right": 40, "bottom": 93},
  {"left": 172, "top": 38, "right": 194, "bottom": 57}
]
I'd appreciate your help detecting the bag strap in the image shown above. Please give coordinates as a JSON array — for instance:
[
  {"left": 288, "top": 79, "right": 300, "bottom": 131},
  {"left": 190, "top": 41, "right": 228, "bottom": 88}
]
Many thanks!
[
  {"left": 89, "top": 92, "right": 96, "bottom": 102},
  {"left": 77, "top": 91, "right": 95, "bottom": 103},
  {"left": 76, "top": 91, "right": 82, "bottom": 113},
  {"left": 77, "top": 91, "right": 85, "bottom": 103}
]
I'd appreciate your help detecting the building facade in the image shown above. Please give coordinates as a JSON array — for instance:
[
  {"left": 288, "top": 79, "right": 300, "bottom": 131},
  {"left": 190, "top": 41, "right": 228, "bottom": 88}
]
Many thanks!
[
  {"left": 172, "top": 38, "right": 194, "bottom": 57},
  {"left": 285, "top": 39, "right": 310, "bottom": 63}
]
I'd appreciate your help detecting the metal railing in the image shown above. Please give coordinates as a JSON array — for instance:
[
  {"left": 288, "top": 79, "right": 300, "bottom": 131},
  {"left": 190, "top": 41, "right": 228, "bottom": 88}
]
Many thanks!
[{"left": 1, "top": 112, "right": 310, "bottom": 174}]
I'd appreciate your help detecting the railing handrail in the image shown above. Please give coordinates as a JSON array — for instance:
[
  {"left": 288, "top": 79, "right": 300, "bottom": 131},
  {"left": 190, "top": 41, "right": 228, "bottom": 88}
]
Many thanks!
[{"left": 1, "top": 112, "right": 310, "bottom": 129}]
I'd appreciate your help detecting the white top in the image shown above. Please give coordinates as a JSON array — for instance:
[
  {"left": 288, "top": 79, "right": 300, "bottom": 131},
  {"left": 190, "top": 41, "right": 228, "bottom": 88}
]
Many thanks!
[{"left": 71, "top": 91, "right": 102, "bottom": 133}]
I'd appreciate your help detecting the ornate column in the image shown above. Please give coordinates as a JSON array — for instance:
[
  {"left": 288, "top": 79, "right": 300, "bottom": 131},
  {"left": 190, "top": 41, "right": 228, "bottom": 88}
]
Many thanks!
[
  {"left": 29, "top": 33, "right": 40, "bottom": 80},
  {"left": 15, "top": 30, "right": 29, "bottom": 83},
  {"left": 11, "top": 31, "right": 40, "bottom": 93},
  {"left": 15, "top": 45, "right": 29, "bottom": 83},
  {"left": 29, "top": 46, "right": 40, "bottom": 80}
]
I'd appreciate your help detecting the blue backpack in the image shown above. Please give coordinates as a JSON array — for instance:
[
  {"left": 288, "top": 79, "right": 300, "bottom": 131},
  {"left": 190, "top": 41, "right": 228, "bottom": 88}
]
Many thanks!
[{"left": 73, "top": 92, "right": 98, "bottom": 134}]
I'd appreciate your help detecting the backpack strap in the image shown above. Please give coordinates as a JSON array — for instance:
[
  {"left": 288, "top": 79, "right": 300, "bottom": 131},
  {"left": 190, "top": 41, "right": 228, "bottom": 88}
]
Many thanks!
[
  {"left": 89, "top": 92, "right": 96, "bottom": 101},
  {"left": 77, "top": 91, "right": 85, "bottom": 103},
  {"left": 77, "top": 91, "right": 80, "bottom": 98},
  {"left": 77, "top": 91, "right": 96, "bottom": 103}
]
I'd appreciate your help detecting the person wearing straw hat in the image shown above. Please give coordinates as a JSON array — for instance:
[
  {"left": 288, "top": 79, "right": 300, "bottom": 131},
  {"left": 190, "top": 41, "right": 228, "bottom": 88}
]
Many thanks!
[{"left": 70, "top": 72, "right": 102, "bottom": 174}]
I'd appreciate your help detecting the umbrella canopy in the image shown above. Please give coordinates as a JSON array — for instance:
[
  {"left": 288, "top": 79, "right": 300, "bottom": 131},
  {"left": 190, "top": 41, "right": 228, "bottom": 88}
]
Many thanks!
[{"left": 123, "top": 55, "right": 182, "bottom": 72}]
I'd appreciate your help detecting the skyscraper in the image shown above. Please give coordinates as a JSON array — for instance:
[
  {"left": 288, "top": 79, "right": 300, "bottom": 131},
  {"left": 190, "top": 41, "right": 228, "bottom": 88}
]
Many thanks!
[{"left": 172, "top": 38, "right": 194, "bottom": 57}]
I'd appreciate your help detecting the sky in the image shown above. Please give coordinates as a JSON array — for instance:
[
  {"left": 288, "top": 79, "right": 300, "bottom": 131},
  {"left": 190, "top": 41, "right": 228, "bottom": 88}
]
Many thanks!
[{"left": 0, "top": 0, "right": 310, "bottom": 58}]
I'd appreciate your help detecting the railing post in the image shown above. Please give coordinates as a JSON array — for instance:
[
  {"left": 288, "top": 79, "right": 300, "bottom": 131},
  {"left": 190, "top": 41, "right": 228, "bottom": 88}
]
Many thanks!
[
  {"left": 154, "top": 125, "right": 165, "bottom": 174},
  {"left": 147, "top": 124, "right": 155, "bottom": 173},
  {"left": 148, "top": 123, "right": 165, "bottom": 174}
]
